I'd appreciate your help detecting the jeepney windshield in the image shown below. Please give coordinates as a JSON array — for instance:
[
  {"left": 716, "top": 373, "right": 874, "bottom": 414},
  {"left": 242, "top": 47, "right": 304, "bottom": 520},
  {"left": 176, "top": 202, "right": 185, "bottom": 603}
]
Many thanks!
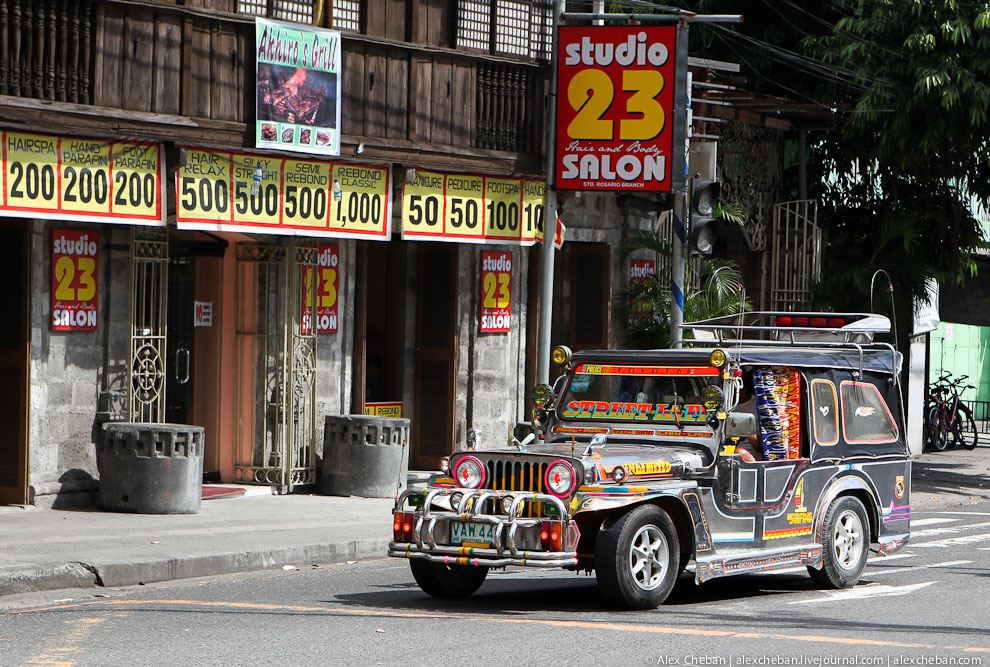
[{"left": 559, "top": 362, "right": 723, "bottom": 426}]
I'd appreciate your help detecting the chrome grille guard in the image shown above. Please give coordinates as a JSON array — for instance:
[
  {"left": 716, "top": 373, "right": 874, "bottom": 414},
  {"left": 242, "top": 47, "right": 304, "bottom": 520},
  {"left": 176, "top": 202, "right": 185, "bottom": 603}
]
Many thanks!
[{"left": 388, "top": 487, "right": 578, "bottom": 568}]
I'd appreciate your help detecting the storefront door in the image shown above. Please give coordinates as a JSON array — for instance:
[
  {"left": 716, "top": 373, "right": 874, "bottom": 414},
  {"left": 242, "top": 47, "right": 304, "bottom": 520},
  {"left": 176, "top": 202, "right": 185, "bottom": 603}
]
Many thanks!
[
  {"left": 412, "top": 245, "right": 458, "bottom": 470},
  {"left": 0, "top": 223, "right": 29, "bottom": 505}
]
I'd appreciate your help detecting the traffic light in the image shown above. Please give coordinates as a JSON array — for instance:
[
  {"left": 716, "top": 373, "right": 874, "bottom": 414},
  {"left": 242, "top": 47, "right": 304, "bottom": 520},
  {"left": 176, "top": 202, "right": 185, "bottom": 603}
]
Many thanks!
[{"left": 688, "top": 178, "right": 721, "bottom": 255}]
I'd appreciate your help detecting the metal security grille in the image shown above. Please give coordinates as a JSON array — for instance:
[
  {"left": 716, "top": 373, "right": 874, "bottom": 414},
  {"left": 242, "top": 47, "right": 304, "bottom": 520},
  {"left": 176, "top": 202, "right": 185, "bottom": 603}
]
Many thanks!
[
  {"left": 237, "top": 0, "right": 315, "bottom": 24},
  {"left": 128, "top": 227, "right": 168, "bottom": 423},
  {"left": 456, "top": 0, "right": 553, "bottom": 59},
  {"left": 485, "top": 459, "right": 547, "bottom": 494},
  {"left": 233, "top": 242, "right": 318, "bottom": 491},
  {"left": 769, "top": 200, "right": 822, "bottom": 311},
  {"left": 654, "top": 210, "right": 701, "bottom": 292}
]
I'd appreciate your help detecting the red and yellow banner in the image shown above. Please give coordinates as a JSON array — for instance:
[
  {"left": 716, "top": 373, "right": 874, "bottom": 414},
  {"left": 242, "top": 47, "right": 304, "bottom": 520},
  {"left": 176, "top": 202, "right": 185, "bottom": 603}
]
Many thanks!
[
  {"left": 365, "top": 402, "right": 402, "bottom": 418},
  {"left": 176, "top": 146, "right": 390, "bottom": 240},
  {"left": 401, "top": 170, "right": 562, "bottom": 246},
  {"left": 480, "top": 250, "right": 512, "bottom": 333},
  {"left": 0, "top": 131, "right": 164, "bottom": 225},
  {"left": 51, "top": 229, "right": 99, "bottom": 331},
  {"left": 302, "top": 243, "right": 339, "bottom": 334},
  {"left": 555, "top": 26, "right": 677, "bottom": 191}
]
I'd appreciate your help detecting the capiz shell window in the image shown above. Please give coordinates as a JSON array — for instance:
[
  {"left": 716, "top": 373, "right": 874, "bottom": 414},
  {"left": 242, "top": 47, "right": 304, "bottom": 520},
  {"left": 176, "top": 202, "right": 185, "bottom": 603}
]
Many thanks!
[
  {"left": 839, "top": 381, "right": 898, "bottom": 444},
  {"left": 810, "top": 379, "right": 838, "bottom": 446}
]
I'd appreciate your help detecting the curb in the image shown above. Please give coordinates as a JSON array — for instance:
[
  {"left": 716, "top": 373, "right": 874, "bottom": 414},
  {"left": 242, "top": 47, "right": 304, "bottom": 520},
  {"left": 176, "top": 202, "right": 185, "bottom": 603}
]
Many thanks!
[{"left": 0, "top": 538, "right": 391, "bottom": 597}]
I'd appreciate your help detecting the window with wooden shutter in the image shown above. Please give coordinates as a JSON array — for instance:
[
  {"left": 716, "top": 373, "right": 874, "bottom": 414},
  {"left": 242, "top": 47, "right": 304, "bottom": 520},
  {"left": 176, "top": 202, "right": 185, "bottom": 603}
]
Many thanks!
[{"left": 455, "top": 0, "right": 553, "bottom": 59}]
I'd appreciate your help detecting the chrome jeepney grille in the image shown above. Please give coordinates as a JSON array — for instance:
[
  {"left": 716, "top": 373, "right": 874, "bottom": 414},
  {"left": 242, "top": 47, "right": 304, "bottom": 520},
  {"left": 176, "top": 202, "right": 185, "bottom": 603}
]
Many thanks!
[{"left": 485, "top": 459, "right": 547, "bottom": 494}]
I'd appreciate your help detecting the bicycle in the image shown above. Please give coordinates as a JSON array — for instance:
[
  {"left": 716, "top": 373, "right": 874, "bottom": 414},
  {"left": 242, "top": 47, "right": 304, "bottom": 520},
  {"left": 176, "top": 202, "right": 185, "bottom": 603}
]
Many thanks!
[{"left": 924, "top": 372, "right": 980, "bottom": 451}]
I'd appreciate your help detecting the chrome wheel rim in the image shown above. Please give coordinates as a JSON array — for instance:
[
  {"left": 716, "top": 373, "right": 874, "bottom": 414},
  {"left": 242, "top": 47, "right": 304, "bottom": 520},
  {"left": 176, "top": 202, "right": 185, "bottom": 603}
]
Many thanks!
[
  {"left": 833, "top": 509, "right": 864, "bottom": 570},
  {"left": 629, "top": 525, "right": 669, "bottom": 590}
]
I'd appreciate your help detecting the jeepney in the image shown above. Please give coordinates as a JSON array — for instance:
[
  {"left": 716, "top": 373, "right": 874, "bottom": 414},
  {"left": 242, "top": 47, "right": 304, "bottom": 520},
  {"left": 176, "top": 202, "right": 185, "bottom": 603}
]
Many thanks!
[{"left": 388, "top": 313, "right": 911, "bottom": 609}]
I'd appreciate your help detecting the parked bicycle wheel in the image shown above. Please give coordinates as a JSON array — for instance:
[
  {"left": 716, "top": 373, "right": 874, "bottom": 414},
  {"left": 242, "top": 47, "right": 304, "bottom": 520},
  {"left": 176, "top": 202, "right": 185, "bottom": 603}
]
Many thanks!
[
  {"left": 954, "top": 407, "right": 979, "bottom": 450},
  {"left": 925, "top": 405, "right": 949, "bottom": 451}
]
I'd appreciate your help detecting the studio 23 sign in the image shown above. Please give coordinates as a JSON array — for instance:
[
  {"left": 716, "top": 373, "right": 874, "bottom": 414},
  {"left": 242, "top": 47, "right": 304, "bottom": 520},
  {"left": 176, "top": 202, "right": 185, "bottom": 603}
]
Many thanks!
[
  {"left": 555, "top": 26, "right": 679, "bottom": 191},
  {"left": 175, "top": 146, "right": 390, "bottom": 240},
  {"left": 0, "top": 131, "right": 165, "bottom": 224},
  {"left": 480, "top": 251, "right": 512, "bottom": 333},
  {"left": 51, "top": 229, "right": 98, "bottom": 331}
]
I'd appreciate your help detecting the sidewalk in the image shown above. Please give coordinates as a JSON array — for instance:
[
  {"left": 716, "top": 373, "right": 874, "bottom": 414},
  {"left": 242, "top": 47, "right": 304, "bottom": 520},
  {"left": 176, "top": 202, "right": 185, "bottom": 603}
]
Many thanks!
[{"left": 0, "top": 445, "right": 987, "bottom": 598}]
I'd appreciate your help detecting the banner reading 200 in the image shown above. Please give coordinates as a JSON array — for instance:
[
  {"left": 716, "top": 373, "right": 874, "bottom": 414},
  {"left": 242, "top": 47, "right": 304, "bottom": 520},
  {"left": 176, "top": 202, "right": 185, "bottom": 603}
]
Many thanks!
[
  {"left": 0, "top": 131, "right": 164, "bottom": 225},
  {"left": 176, "top": 146, "right": 391, "bottom": 240}
]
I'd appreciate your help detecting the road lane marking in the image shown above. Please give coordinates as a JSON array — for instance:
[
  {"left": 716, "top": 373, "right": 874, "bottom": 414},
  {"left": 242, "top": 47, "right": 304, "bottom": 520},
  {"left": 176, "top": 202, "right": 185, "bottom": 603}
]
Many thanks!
[
  {"left": 911, "top": 532, "right": 990, "bottom": 548},
  {"left": 863, "top": 560, "right": 971, "bottom": 576},
  {"left": 5, "top": 598, "right": 989, "bottom": 653},
  {"left": 789, "top": 581, "right": 937, "bottom": 604},
  {"left": 922, "top": 511, "right": 990, "bottom": 516},
  {"left": 910, "top": 518, "right": 960, "bottom": 527},
  {"left": 23, "top": 615, "right": 106, "bottom": 666}
]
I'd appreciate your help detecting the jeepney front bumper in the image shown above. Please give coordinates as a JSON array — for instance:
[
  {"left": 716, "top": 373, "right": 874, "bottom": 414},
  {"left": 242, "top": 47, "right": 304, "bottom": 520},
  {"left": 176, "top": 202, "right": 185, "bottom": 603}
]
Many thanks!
[{"left": 388, "top": 487, "right": 580, "bottom": 568}]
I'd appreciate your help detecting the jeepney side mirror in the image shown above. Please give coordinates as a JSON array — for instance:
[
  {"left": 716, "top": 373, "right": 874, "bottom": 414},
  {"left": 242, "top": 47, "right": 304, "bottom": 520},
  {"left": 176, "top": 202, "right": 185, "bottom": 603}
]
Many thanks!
[{"left": 724, "top": 412, "right": 758, "bottom": 439}]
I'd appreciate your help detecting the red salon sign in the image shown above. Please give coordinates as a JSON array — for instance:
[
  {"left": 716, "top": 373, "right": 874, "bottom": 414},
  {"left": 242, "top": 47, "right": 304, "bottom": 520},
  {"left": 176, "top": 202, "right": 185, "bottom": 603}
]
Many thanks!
[
  {"left": 51, "top": 229, "right": 98, "bottom": 331},
  {"left": 480, "top": 250, "right": 512, "bottom": 333}
]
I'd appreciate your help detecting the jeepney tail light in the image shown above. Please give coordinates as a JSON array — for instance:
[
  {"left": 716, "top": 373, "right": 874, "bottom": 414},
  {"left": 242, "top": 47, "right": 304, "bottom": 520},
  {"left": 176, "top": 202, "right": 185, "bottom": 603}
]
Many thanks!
[
  {"left": 394, "top": 512, "right": 415, "bottom": 542},
  {"left": 540, "top": 520, "right": 563, "bottom": 551}
]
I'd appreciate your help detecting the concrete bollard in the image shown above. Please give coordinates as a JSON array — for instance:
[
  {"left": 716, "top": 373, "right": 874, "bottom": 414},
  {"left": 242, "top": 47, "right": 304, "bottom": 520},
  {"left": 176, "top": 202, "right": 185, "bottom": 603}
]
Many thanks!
[
  {"left": 320, "top": 415, "right": 410, "bottom": 498},
  {"left": 98, "top": 422, "right": 204, "bottom": 514}
]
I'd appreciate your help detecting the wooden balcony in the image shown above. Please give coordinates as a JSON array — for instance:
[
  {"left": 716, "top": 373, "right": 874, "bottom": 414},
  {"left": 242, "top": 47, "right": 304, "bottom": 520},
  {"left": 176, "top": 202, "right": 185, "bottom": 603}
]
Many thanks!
[{"left": 0, "top": 0, "right": 548, "bottom": 174}]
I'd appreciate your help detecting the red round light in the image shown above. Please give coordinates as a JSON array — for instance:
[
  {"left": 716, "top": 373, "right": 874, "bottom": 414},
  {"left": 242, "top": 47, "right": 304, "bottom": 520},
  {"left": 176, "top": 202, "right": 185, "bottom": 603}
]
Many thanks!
[
  {"left": 551, "top": 532, "right": 559, "bottom": 541},
  {"left": 776, "top": 316, "right": 792, "bottom": 326},
  {"left": 810, "top": 317, "right": 827, "bottom": 327},
  {"left": 827, "top": 317, "right": 847, "bottom": 327},
  {"left": 540, "top": 530, "right": 549, "bottom": 541},
  {"left": 402, "top": 523, "right": 411, "bottom": 532},
  {"left": 733, "top": 369, "right": 742, "bottom": 377},
  {"left": 393, "top": 521, "right": 401, "bottom": 531},
  {"left": 792, "top": 316, "right": 809, "bottom": 326}
]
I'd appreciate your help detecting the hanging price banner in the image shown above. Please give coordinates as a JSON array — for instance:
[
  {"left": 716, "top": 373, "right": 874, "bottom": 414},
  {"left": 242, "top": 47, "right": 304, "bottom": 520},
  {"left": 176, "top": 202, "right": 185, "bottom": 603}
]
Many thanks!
[
  {"left": 0, "top": 131, "right": 164, "bottom": 225},
  {"left": 176, "top": 146, "right": 390, "bottom": 240},
  {"left": 401, "top": 170, "right": 561, "bottom": 246},
  {"left": 51, "top": 229, "right": 99, "bottom": 331},
  {"left": 480, "top": 250, "right": 512, "bottom": 333}
]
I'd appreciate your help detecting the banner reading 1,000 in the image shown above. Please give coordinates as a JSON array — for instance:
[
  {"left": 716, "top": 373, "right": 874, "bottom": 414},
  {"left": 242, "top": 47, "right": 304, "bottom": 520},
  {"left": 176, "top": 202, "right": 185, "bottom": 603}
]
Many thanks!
[
  {"left": 175, "top": 146, "right": 391, "bottom": 240},
  {"left": 0, "top": 131, "right": 165, "bottom": 225},
  {"left": 401, "top": 170, "right": 549, "bottom": 245}
]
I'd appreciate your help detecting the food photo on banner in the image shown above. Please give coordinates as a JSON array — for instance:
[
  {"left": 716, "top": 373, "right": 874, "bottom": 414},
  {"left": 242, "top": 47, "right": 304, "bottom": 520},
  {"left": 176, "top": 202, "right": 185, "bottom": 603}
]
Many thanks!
[
  {"left": 555, "top": 26, "right": 677, "bottom": 191},
  {"left": 256, "top": 18, "right": 341, "bottom": 156}
]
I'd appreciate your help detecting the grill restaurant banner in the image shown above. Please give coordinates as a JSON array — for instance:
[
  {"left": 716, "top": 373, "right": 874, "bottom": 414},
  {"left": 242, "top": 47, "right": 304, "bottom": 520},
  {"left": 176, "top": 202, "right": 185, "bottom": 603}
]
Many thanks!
[
  {"left": 401, "top": 170, "right": 562, "bottom": 246},
  {"left": 0, "top": 131, "right": 165, "bottom": 225},
  {"left": 555, "top": 26, "right": 677, "bottom": 191},
  {"left": 51, "top": 229, "right": 99, "bottom": 331},
  {"left": 176, "top": 146, "right": 390, "bottom": 240},
  {"left": 256, "top": 18, "right": 341, "bottom": 156}
]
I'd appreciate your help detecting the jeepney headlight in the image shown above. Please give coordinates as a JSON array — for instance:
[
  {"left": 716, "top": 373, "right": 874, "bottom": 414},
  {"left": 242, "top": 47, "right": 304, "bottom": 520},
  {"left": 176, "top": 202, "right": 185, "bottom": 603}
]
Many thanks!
[
  {"left": 612, "top": 466, "right": 628, "bottom": 483},
  {"left": 439, "top": 457, "right": 449, "bottom": 472},
  {"left": 501, "top": 495, "right": 515, "bottom": 514},
  {"left": 449, "top": 492, "right": 463, "bottom": 511},
  {"left": 545, "top": 460, "right": 576, "bottom": 497},
  {"left": 710, "top": 349, "right": 727, "bottom": 368},
  {"left": 453, "top": 456, "right": 485, "bottom": 489},
  {"left": 552, "top": 346, "right": 572, "bottom": 366}
]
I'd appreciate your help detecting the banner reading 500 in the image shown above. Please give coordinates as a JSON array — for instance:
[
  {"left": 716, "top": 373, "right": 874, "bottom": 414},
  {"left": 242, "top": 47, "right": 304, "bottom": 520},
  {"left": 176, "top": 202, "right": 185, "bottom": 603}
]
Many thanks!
[
  {"left": 175, "top": 146, "right": 391, "bottom": 240},
  {"left": 0, "top": 131, "right": 164, "bottom": 225}
]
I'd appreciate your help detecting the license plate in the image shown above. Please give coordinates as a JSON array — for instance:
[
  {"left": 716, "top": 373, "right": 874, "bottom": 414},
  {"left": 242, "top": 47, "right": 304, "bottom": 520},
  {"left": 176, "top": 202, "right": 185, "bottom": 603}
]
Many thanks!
[{"left": 450, "top": 521, "right": 497, "bottom": 545}]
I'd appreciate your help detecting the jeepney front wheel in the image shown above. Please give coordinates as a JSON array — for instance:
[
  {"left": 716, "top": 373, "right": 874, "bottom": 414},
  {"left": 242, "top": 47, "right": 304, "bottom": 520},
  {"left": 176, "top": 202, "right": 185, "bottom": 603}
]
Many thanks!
[
  {"left": 409, "top": 559, "right": 489, "bottom": 598},
  {"left": 808, "top": 496, "right": 870, "bottom": 589},
  {"left": 595, "top": 504, "right": 680, "bottom": 610}
]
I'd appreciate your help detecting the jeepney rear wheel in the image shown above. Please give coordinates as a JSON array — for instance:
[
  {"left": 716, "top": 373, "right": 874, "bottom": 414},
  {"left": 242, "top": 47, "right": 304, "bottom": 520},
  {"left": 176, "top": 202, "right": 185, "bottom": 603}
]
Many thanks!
[
  {"left": 807, "top": 496, "right": 870, "bottom": 589},
  {"left": 595, "top": 504, "right": 679, "bottom": 610},
  {"left": 409, "top": 559, "right": 489, "bottom": 598}
]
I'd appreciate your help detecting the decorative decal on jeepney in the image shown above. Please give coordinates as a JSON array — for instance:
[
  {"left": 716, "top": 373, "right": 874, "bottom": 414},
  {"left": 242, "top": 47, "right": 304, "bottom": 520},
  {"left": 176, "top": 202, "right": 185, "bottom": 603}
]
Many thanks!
[
  {"left": 575, "top": 364, "right": 720, "bottom": 376},
  {"left": 787, "top": 512, "right": 813, "bottom": 525},
  {"left": 895, "top": 475, "right": 905, "bottom": 499},
  {"left": 682, "top": 491, "right": 713, "bottom": 552},
  {"left": 552, "top": 426, "right": 609, "bottom": 435},
  {"left": 794, "top": 478, "right": 807, "bottom": 512},
  {"left": 611, "top": 428, "right": 656, "bottom": 436},
  {"left": 855, "top": 406, "right": 877, "bottom": 417},
  {"left": 597, "top": 461, "right": 674, "bottom": 480},
  {"left": 764, "top": 525, "right": 813, "bottom": 540},
  {"left": 655, "top": 430, "right": 711, "bottom": 438},
  {"left": 561, "top": 400, "right": 707, "bottom": 422},
  {"left": 883, "top": 501, "right": 910, "bottom": 524}
]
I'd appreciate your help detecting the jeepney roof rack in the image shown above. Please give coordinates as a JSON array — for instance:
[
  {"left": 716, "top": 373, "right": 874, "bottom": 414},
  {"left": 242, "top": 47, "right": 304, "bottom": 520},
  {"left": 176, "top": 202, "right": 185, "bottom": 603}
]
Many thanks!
[{"left": 681, "top": 312, "right": 891, "bottom": 347}]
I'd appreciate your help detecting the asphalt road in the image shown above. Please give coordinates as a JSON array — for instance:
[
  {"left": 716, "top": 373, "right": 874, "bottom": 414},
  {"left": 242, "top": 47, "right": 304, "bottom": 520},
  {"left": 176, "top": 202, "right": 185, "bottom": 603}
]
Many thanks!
[{"left": 2, "top": 503, "right": 989, "bottom": 667}]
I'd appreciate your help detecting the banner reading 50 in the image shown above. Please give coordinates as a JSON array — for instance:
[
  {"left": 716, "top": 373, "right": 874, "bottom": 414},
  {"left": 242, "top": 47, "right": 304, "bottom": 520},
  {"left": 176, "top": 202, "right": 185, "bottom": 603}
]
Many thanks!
[
  {"left": 0, "top": 131, "right": 164, "bottom": 225},
  {"left": 176, "top": 147, "right": 390, "bottom": 240}
]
